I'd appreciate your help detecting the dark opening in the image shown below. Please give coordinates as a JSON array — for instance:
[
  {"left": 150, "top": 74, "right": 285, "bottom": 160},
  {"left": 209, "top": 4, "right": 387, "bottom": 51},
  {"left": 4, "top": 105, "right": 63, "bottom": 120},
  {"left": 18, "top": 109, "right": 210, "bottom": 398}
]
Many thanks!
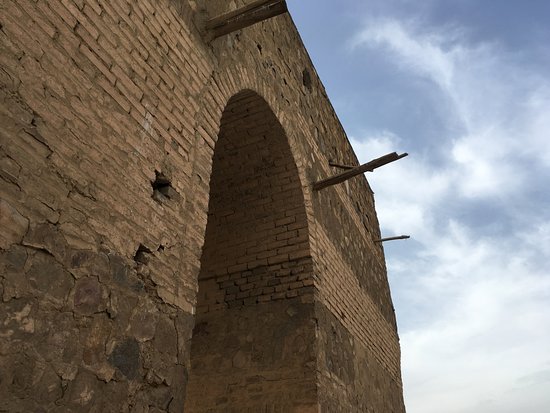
[
  {"left": 151, "top": 170, "right": 178, "bottom": 202},
  {"left": 133, "top": 244, "right": 152, "bottom": 265}
]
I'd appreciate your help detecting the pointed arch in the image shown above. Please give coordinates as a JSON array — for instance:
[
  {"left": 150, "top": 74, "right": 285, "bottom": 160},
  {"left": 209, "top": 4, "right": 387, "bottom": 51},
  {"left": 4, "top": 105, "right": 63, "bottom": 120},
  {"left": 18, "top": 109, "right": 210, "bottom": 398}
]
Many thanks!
[{"left": 185, "top": 90, "right": 317, "bottom": 412}]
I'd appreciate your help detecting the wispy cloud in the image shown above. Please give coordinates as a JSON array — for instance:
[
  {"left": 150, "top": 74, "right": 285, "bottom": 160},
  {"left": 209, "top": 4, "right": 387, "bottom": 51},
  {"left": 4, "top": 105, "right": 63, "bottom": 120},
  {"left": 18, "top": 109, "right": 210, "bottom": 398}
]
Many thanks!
[
  {"left": 350, "top": 18, "right": 550, "bottom": 413},
  {"left": 352, "top": 19, "right": 550, "bottom": 198}
]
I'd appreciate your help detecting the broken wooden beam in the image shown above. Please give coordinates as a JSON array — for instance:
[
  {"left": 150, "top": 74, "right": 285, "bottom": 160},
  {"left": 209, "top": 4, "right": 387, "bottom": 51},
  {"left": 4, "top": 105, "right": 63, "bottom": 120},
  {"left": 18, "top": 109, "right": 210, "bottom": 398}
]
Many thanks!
[
  {"left": 313, "top": 152, "right": 408, "bottom": 191},
  {"left": 206, "top": 0, "right": 288, "bottom": 39},
  {"left": 374, "top": 235, "right": 411, "bottom": 243}
]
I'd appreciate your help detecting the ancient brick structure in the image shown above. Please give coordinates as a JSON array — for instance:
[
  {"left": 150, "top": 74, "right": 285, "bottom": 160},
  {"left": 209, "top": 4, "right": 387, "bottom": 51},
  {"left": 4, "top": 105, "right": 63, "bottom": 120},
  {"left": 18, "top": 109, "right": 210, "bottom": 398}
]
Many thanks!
[{"left": 0, "top": 0, "right": 405, "bottom": 411}]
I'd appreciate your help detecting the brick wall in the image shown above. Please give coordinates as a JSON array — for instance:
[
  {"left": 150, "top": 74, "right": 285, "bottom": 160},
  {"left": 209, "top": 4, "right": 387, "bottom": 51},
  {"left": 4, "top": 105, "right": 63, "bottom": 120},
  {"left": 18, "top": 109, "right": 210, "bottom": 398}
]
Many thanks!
[
  {"left": 0, "top": 0, "right": 405, "bottom": 411},
  {"left": 186, "top": 90, "right": 317, "bottom": 412},
  {"left": 196, "top": 90, "right": 314, "bottom": 313}
]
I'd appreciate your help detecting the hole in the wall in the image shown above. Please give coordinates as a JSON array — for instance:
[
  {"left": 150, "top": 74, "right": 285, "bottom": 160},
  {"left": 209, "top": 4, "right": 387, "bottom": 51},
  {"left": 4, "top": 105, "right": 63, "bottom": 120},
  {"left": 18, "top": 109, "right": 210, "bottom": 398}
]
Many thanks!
[
  {"left": 257, "top": 43, "right": 263, "bottom": 54},
  {"left": 302, "top": 69, "right": 312, "bottom": 92},
  {"left": 134, "top": 244, "right": 153, "bottom": 265},
  {"left": 157, "top": 245, "right": 165, "bottom": 252},
  {"left": 151, "top": 170, "right": 178, "bottom": 202}
]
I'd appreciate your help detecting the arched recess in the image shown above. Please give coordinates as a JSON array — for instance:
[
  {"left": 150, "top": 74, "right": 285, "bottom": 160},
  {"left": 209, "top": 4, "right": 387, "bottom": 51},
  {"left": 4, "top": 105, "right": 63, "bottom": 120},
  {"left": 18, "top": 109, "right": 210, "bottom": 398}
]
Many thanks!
[{"left": 185, "top": 90, "right": 318, "bottom": 412}]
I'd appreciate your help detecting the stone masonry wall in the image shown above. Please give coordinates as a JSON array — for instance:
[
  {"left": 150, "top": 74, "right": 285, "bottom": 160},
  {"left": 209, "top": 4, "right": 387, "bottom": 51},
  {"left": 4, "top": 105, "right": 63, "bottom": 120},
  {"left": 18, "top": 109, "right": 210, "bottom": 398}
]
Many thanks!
[{"left": 1, "top": 0, "right": 405, "bottom": 411}]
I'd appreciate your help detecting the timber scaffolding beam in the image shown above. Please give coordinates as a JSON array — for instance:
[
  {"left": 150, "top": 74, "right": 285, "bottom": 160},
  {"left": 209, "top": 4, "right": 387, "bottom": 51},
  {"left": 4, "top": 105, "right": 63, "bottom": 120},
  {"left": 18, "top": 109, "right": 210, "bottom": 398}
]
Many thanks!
[
  {"left": 374, "top": 235, "right": 411, "bottom": 243},
  {"left": 206, "top": 0, "right": 289, "bottom": 39},
  {"left": 313, "top": 152, "right": 408, "bottom": 191}
]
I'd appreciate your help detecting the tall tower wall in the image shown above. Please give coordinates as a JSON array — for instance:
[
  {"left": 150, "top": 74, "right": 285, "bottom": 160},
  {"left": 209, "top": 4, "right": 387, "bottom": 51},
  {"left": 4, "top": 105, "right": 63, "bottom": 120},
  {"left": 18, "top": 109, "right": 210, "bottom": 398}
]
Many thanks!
[{"left": 0, "top": 1, "right": 405, "bottom": 411}]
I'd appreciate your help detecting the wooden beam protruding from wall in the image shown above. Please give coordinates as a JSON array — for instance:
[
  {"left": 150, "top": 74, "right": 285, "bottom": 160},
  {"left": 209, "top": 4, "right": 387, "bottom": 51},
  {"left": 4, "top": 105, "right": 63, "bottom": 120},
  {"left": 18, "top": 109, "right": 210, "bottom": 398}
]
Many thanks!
[
  {"left": 206, "top": 0, "right": 288, "bottom": 39},
  {"left": 329, "top": 161, "right": 355, "bottom": 170},
  {"left": 313, "top": 152, "right": 408, "bottom": 191},
  {"left": 373, "top": 235, "right": 411, "bottom": 243}
]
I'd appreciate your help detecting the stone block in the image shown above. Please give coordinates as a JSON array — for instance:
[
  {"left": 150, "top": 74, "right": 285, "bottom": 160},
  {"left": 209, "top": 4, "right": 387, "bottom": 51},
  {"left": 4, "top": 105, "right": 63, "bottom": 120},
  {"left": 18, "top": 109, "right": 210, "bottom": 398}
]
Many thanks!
[{"left": 0, "top": 199, "right": 29, "bottom": 249}]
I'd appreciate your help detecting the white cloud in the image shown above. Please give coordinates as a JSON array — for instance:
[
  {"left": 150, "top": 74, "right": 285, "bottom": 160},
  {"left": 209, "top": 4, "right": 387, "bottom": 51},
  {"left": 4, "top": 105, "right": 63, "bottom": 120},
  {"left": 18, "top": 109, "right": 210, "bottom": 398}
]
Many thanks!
[
  {"left": 351, "top": 133, "right": 449, "bottom": 238},
  {"left": 520, "top": 221, "right": 550, "bottom": 257},
  {"left": 349, "top": 18, "right": 550, "bottom": 413},
  {"left": 352, "top": 19, "right": 550, "bottom": 199},
  {"left": 351, "top": 20, "right": 458, "bottom": 92},
  {"left": 400, "top": 224, "right": 550, "bottom": 413},
  {"left": 524, "top": 86, "right": 550, "bottom": 166}
]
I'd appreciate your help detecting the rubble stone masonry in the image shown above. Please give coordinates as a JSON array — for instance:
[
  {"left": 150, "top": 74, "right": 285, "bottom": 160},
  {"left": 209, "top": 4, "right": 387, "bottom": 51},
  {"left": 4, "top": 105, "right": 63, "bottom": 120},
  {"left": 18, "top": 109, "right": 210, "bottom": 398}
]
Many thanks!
[{"left": 0, "top": 0, "right": 405, "bottom": 411}]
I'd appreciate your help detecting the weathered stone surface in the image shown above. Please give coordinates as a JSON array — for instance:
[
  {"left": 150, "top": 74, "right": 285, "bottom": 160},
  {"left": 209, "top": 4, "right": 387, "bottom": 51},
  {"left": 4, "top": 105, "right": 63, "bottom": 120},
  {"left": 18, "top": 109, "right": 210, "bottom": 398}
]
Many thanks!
[
  {"left": 1, "top": 351, "right": 37, "bottom": 399},
  {"left": 0, "top": 0, "right": 405, "bottom": 411},
  {"left": 1, "top": 246, "right": 29, "bottom": 301},
  {"left": 73, "top": 277, "right": 106, "bottom": 315},
  {"left": 0, "top": 298, "right": 36, "bottom": 342},
  {"left": 68, "top": 249, "right": 110, "bottom": 279},
  {"left": 79, "top": 315, "right": 114, "bottom": 379},
  {"left": 23, "top": 223, "right": 68, "bottom": 262},
  {"left": 109, "top": 338, "right": 141, "bottom": 380},
  {"left": 33, "top": 363, "right": 64, "bottom": 404},
  {"left": 0, "top": 199, "right": 29, "bottom": 249},
  {"left": 153, "top": 315, "right": 177, "bottom": 355},
  {"left": 2, "top": 245, "right": 28, "bottom": 270},
  {"left": 186, "top": 298, "right": 317, "bottom": 411},
  {"left": 27, "top": 251, "right": 74, "bottom": 306},
  {"left": 61, "top": 369, "right": 104, "bottom": 409},
  {"left": 108, "top": 289, "right": 140, "bottom": 326}
]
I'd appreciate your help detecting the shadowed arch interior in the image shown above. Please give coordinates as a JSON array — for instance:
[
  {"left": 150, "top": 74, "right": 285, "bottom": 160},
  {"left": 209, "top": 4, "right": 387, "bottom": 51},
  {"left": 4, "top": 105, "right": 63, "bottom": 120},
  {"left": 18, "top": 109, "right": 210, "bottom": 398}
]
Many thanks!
[{"left": 184, "top": 91, "right": 318, "bottom": 412}]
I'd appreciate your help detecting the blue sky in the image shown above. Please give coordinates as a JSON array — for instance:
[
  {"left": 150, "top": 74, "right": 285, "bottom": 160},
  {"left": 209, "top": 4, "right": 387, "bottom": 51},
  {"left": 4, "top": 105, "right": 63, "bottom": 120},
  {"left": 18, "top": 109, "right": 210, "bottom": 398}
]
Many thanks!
[{"left": 289, "top": 1, "right": 550, "bottom": 412}]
